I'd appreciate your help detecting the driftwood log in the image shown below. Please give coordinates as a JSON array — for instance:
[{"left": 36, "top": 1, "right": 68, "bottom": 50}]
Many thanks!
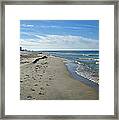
[{"left": 32, "top": 56, "right": 47, "bottom": 64}]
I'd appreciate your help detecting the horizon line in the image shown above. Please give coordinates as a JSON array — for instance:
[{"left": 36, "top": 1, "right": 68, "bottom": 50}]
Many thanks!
[{"left": 21, "top": 48, "right": 99, "bottom": 51}]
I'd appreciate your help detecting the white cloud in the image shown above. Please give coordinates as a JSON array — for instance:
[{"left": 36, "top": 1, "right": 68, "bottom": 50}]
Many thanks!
[
  {"left": 21, "top": 24, "right": 34, "bottom": 27},
  {"left": 20, "top": 34, "right": 99, "bottom": 50},
  {"left": 39, "top": 25, "right": 59, "bottom": 28},
  {"left": 34, "top": 25, "right": 95, "bottom": 30},
  {"left": 76, "top": 24, "right": 98, "bottom": 28}
]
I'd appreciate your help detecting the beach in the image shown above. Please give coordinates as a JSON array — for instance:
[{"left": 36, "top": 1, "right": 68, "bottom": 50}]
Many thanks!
[{"left": 20, "top": 51, "right": 99, "bottom": 100}]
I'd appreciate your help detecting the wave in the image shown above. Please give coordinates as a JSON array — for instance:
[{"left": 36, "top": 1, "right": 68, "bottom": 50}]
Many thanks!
[
  {"left": 78, "top": 58, "right": 99, "bottom": 61},
  {"left": 75, "top": 71, "right": 99, "bottom": 84},
  {"left": 75, "top": 64, "right": 99, "bottom": 84}
]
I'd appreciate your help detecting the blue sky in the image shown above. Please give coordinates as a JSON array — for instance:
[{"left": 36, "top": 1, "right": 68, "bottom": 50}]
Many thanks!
[{"left": 20, "top": 20, "right": 99, "bottom": 51}]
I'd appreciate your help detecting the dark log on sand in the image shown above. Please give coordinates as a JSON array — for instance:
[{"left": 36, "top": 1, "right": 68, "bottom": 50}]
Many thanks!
[{"left": 32, "top": 56, "right": 48, "bottom": 64}]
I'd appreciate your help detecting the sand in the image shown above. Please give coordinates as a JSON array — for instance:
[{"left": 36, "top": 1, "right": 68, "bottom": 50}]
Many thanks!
[{"left": 20, "top": 51, "right": 98, "bottom": 100}]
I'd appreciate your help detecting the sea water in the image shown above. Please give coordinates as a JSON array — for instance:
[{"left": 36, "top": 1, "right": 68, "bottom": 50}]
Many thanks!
[{"left": 46, "top": 50, "right": 99, "bottom": 89}]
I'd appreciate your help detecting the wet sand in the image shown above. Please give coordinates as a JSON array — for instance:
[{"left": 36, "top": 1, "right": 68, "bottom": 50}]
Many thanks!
[{"left": 20, "top": 51, "right": 99, "bottom": 100}]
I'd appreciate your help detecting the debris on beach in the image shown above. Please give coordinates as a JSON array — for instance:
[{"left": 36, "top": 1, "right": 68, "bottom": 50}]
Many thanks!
[
  {"left": 27, "top": 95, "right": 32, "bottom": 100},
  {"left": 32, "top": 56, "right": 48, "bottom": 64}
]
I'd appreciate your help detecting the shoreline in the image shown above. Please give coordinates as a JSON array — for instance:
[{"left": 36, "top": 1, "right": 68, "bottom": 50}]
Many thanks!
[
  {"left": 65, "top": 61, "right": 99, "bottom": 91},
  {"left": 51, "top": 55, "right": 99, "bottom": 86},
  {"left": 63, "top": 58, "right": 99, "bottom": 85},
  {"left": 20, "top": 51, "right": 99, "bottom": 100}
]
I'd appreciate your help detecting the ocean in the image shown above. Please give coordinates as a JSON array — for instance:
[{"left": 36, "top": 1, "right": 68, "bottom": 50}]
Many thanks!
[{"left": 46, "top": 50, "right": 99, "bottom": 90}]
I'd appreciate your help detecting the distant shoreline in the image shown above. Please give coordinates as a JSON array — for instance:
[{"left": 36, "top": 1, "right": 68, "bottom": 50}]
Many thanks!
[{"left": 20, "top": 49, "right": 99, "bottom": 52}]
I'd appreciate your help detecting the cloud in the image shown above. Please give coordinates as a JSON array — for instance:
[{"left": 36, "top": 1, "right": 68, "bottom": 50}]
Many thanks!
[
  {"left": 39, "top": 25, "right": 59, "bottom": 28},
  {"left": 20, "top": 34, "right": 99, "bottom": 50},
  {"left": 21, "top": 24, "right": 34, "bottom": 28},
  {"left": 33, "top": 25, "right": 96, "bottom": 30},
  {"left": 21, "top": 24, "right": 97, "bottom": 31},
  {"left": 77, "top": 24, "right": 98, "bottom": 28}
]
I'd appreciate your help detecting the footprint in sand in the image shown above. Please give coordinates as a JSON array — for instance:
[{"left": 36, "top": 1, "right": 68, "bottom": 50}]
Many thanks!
[
  {"left": 49, "top": 78, "right": 52, "bottom": 80},
  {"left": 40, "top": 87, "right": 45, "bottom": 90},
  {"left": 32, "top": 77, "right": 36, "bottom": 80},
  {"left": 24, "top": 75, "right": 30, "bottom": 80},
  {"left": 31, "top": 88, "right": 35, "bottom": 92},
  {"left": 46, "top": 83, "right": 50, "bottom": 86},
  {"left": 38, "top": 86, "right": 45, "bottom": 95},
  {"left": 39, "top": 74, "right": 42, "bottom": 77},
  {"left": 39, "top": 92, "right": 45, "bottom": 95},
  {"left": 36, "top": 65, "right": 40, "bottom": 67},
  {"left": 25, "top": 74, "right": 29, "bottom": 77},
  {"left": 34, "top": 84, "right": 38, "bottom": 86},
  {"left": 27, "top": 95, "right": 32, "bottom": 100},
  {"left": 43, "top": 70, "right": 45, "bottom": 73},
  {"left": 35, "top": 67, "right": 39, "bottom": 70}
]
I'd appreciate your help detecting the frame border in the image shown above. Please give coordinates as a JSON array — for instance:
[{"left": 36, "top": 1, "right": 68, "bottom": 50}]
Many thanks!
[{"left": 0, "top": 0, "right": 118, "bottom": 119}]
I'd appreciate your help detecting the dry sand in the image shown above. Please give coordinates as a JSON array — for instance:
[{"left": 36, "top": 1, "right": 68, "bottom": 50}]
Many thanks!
[{"left": 20, "top": 51, "right": 98, "bottom": 100}]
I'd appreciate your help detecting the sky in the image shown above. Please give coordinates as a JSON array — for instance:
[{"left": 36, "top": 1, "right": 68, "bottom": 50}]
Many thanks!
[{"left": 20, "top": 20, "right": 99, "bottom": 51}]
